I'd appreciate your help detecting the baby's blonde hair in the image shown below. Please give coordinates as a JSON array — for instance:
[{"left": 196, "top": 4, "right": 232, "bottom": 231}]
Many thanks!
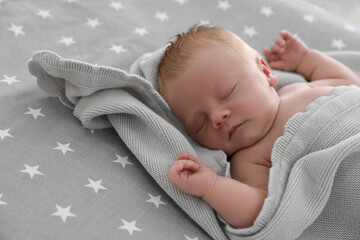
[{"left": 157, "top": 25, "right": 260, "bottom": 98}]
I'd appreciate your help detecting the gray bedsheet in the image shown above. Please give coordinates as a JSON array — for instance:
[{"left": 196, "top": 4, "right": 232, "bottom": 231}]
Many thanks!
[{"left": 1, "top": 0, "right": 360, "bottom": 239}]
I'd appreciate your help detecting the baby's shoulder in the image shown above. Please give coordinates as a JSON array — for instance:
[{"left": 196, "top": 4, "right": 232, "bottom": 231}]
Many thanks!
[
  {"left": 277, "top": 82, "right": 311, "bottom": 96},
  {"left": 277, "top": 82, "right": 333, "bottom": 110}
]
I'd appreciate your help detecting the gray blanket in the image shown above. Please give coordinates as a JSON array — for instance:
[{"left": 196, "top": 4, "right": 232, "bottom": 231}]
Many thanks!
[{"left": 28, "top": 49, "right": 360, "bottom": 240}]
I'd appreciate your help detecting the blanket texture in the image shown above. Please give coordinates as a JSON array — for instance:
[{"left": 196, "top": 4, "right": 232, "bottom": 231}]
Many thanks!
[{"left": 28, "top": 49, "right": 360, "bottom": 240}]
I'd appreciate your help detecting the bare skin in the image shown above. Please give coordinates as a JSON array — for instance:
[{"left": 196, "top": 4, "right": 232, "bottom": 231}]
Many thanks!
[{"left": 166, "top": 30, "right": 360, "bottom": 229}]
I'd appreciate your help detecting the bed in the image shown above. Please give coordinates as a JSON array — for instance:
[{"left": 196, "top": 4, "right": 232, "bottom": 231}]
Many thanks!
[{"left": 1, "top": 0, "right": 360, "bottom": 239}]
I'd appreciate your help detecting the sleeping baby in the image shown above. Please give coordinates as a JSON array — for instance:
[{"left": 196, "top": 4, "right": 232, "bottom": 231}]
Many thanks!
[{"left": 157, "top": 25, "right": 360, "bottom": 229}]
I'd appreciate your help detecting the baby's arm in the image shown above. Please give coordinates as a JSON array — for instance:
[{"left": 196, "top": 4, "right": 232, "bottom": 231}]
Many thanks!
[
  {"left": 168, "top": 153, "right": 266, "bottom": 228},
  {"left": 263, "top": 30, "right": 360, "bottom": 86}
]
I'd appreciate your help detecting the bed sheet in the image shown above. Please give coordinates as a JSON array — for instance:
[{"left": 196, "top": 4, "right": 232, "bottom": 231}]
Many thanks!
[{"left": 1, "top": 0, "right": 360, "bottom": 239}]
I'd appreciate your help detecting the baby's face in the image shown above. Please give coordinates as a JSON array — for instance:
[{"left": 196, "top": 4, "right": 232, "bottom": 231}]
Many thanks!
[{"left": 164, "top": 42, "right": 279, "bottom": 155}]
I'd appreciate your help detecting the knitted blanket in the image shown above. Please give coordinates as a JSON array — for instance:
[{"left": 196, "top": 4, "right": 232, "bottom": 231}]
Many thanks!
[{"left": 28, "top": 49, "right": 360, "bottom": 240}]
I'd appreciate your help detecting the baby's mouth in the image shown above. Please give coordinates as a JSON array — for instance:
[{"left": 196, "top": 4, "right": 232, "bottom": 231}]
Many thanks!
[{"left": 228, "top": 123, "right": 243, "bottom": 141}]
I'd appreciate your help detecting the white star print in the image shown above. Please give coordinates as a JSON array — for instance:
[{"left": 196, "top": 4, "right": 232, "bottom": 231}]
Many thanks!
[
  {"left": 218, "top": 1, "right": 231, "bottom": 11},
  {"left": 200, "top": 20, "right": 211, "bottom": 25},
  {"left": 20, "top": 164, "right": 44, "bottom": 179},
  {"left": 119, "top": 219, "right": 142, "bottom": 235},
  {"left": 243, "top": 26, "right": 258, "bottom": 37},
  {"left": 85, "top": 18, "right": 101, "bottom": 28},
  {"left": 109, "top": 1, "right": 124, "bottom": 11},
  {"left": 25, "top": 107, "right": 45, "bottom": 119},
  {"left": 84, "top": 178, "right": 107, "bottom": 193},
  {"left": 331, "top": 39, "right": 346, "bottom": 50},
  {"left": 0, "top": 129, "right": 13, "bottom": 140},
  {"left": 146, "top": 194, "right": 166, "bottom": 208},
  {"left": 174, "top": 0, "right": 188, "bottom": 5},
  {"left": 304, "top": 14, "right": 316, "bottom": 23},
  {"left": 154, "top": 11, "right": 169, "bottom": 21},
  {"left": 260, "top": 6, "right": 274, "bottom": 17},
  {"left": 133, "top": 27, "right": 149, "bottom": 36},
  {"left": 113, "top": 154, "right": 133, "bottom": 168},
  {"left": 53, "top": 142, "right": 75, "bottom": 155},
  {"left": 109, "top": 44, "right": 127, "bottom": 54},
  {"left": 0, "top": 75, "right": 20, "bottom": 85},
  {"left": 8, "top": 23, "right": 25, "bottom": 36},
  {"left": 36, "top": 9, "right": 53, "bottom": 19},
  {"left": 185, "top": 235, "right": 199, "bottom": 240},
  {"left": 0, "top": 193, "right": 7, "bottom": 205},
  {"left": 52, "top": 205, "right": 77, "bottom": 222},
  {"left": 59, "top": 37, "right": 76, "bottom": 46}
]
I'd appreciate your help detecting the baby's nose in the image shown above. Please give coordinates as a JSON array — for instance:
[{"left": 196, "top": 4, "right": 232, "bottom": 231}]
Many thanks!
[{"left": 211, "top": 110, "right": 230, "bottom": 129}]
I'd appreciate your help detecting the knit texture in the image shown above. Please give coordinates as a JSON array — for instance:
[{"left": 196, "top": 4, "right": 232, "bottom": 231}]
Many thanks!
[{"left": 28, "top": 49, "right": 360, "bottom": 239}]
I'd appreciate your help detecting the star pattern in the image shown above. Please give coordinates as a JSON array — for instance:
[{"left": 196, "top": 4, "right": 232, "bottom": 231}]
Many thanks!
[
  {"left": 20, "top": 164, "right": 44, "bottom": 179},
  {"left": 25, "top": 107, "right": 46, "bottom": 119},
  {"left": 109, "top": 44, "right": 127, "bottom": 54},
  {"left": 332, "top": 39, "right": 347, "bottom": 50},
  {"left": 119, "top": 219, "right": 142, "bottom": 235},
  {"left": 85, "top": 18, "right": 101, "bottom": 28},
  {"left": 109, "top": 1, "right": 124, "bottom": 11},
  {"left": 0, "top": 129, "right": 13, "bottom": 140},
  {"left": 84, "top": 178, "right": 107, "bottom": 193},
  {"left": 304, "top": 14, "right": 316, "bottom": 23},
  {"left": 51, "top": 205, "right": 77, "bottom": 222},
  {"left": 260, "top": 6, "right": 274, "bottom": 17},
  {"left": 218, "top": 1, "right": 231, "bottom": 11},
  {"left": 59, "top": 37, "right": 76, "bottom": 46},
  {"left": 243, "top": 26, "right": 258, "bottom": 37},
  {"left": 53, "top": 142, "right": 75, "bottom": 155},
  {"left": 133, "top": 27, "right": 149, "bottom": 36},
  {"left": 1, "top": 1, "right": 359, "bottom": 239},
  {"left": 146, "top": 193, "right": 167, "bottom": 208},
  {"left": 0, "top": 75, "right": 20, "bottom": 85},
  {"left": 8, "top": 23, "right": 25, "bottom": 36},
  {"left": 113, "top": 154, "right": 133, "bottom": 168},
  {"left": 36, "top": 9, "right": 53, "bottom": 19},
  {"left": 154, "top": 11, "right": 169, "bottom": 21}
]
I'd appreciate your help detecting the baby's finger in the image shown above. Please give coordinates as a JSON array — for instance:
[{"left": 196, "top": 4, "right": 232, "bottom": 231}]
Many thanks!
[
  {"left": 176, "top": 152, "right": 199, "bottom": 162},
  {"left": 271, "top": 44, "right": 283, "bottom": 54},
  {"left": 173, "top": 159, "right": 200, "bottom": 172},
  {"left": 275, "top": 37, "right": 286, "bottom": 47},
  {"left": 280, "top": 30, "right": 292, "bottom": 41}
]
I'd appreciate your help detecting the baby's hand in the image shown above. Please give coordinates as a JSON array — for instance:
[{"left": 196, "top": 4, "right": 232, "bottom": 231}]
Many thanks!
[
  {"left": 263, "top": 30, "right": 309, "bottom": 72},
  {"left": 168, "top": 152, "right": 217, "bottom": 197}
]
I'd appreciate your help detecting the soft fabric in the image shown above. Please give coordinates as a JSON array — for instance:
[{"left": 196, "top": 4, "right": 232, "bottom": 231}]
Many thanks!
[
  {"left": 224, "top": 84, "right": 360, "bottom": 239},
  {"left": 28, "top": 49, "right": 230, "bottom": 240},
  {"left": 28, "top": 48, "right": 360, "bottom": 239},
  {"left": 4, "top": 0, "right": 360, "bottom": 239}
]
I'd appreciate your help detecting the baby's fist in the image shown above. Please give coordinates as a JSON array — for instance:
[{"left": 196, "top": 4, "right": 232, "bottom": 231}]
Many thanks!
[{"left": 168, "top": 152, "right": 217, "bottom": 197}]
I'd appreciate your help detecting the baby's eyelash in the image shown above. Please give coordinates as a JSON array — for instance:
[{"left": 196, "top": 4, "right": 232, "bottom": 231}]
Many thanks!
[
  {"left": 228, "top": 83, "right": 237, "bottom": 96},
  {"left": 223, "top": 83, "right": 237, "bottom": 99}
]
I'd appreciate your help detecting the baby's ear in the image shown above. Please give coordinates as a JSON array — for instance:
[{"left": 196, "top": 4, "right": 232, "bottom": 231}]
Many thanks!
[{"left": 256, "top": 56, "right": 278, "bottom": 87}]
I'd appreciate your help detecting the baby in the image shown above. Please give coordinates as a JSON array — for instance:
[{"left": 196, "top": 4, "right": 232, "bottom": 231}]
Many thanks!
[{"left": 157, "top": 25, "right": 360, "bottom": 229}]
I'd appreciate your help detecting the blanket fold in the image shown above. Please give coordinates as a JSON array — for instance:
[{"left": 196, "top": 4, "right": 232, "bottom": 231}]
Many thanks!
[{"left": 28, "top": 49, "right": 360, "bottom": 240}]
